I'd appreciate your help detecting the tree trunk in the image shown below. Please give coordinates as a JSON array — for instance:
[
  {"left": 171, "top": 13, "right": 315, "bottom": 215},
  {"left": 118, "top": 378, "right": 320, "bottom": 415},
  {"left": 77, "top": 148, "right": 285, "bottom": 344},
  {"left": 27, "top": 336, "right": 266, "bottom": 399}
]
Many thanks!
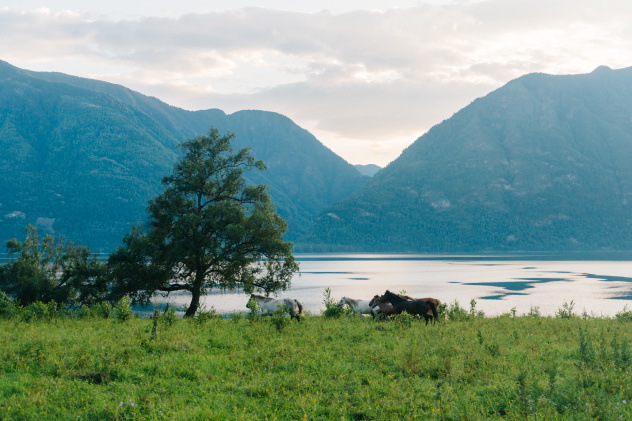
[
  {"left": 185, "top": 288, "right": 200, "bottom": 317},
  {"left": 184, "top": 270, "right": 204, "bottom": 317}
]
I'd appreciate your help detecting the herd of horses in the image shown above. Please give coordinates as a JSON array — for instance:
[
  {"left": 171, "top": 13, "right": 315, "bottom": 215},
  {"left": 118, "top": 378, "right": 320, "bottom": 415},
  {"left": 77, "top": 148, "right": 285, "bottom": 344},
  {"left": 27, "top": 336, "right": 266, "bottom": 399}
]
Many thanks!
[{"left": 248, "top": 290, "right": 441, "bottom": 325}]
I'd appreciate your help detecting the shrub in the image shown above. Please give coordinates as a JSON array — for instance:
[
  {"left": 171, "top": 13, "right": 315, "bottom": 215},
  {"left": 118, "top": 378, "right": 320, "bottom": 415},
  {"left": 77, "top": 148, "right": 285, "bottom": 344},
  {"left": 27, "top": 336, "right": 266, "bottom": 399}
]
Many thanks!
[
  {"left": 556, "top": 300, "right": 575, "bottom": 319},
  {"left": 615, "top": 305, "right": 632, "bottom": 322},
  {"left": 322, "top": 287, "right": 345, "bottom": 319},
  {"left": 162, "top": 306, "right": 178, "bottom": 326},
  {"left": 195, "top": 306, "right": 220, "bottom": 325},
  {"left": 19, "top": 301, "right": 56, "bottom": 321},
  {"left": 246, "top": 297, "right": 262, "bottom": 323},
  {"left": 78, "top": 301, "right": 112, "bottom": 319},
  {"left": 114, "top": 296, "right": 134, "bottom": 322},
  {"left": 270, "top": 304, "right": 290, "bottom": 332},
  {"left": 445, "top": 300, "right": 469, "bottom": 321},
  {"left": 527, "top": 306, "right": 541, "bottom": 318},
  {"left": 229, "top": 311, "right": 245, "bottom": 323},
  {"left": 392, "top": 311, "right": 415, "bottom": 329},
  {"left": 0, "top": 291, "right": 17, "bottom": 318}
]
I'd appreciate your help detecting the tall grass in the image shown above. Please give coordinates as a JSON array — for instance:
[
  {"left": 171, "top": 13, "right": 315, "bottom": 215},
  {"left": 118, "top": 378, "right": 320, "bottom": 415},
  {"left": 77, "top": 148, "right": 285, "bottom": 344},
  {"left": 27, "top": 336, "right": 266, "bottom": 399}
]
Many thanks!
[{"left": 0, "top": 301, "right": 632, "bottom": 419}]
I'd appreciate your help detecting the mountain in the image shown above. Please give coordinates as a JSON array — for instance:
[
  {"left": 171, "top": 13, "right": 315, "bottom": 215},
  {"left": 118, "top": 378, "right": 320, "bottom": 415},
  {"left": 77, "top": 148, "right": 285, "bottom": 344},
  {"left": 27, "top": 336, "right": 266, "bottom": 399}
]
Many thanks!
[
  {"left": 0, "top": 60, "right": 368, "bottom": 251},
  {"left": 302, "top": 66, "right": 632, "bottom": 252},
  {"left": 354, "top": 164, "right": 381, "bottom": 177}
]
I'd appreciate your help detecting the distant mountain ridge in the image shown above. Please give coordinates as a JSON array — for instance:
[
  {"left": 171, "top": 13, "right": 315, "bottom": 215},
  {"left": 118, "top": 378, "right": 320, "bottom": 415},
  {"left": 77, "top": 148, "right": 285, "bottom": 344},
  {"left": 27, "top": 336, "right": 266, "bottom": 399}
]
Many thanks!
[
  {"left": 354, "top": 164, "right": 381, "bottom": 177},
  {"left": 303, "top": 66, "right": 632, "bottom": 251},
  {"left": 0, "top": 60, "right": 368, "bottom": 251}
]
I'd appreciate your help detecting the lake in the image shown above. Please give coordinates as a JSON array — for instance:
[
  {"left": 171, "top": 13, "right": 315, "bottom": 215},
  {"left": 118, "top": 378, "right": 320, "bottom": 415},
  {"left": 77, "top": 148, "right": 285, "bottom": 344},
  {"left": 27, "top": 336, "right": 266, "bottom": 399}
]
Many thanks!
[{"left": 163, "top": 252, "right": 632, "bottom": 317}]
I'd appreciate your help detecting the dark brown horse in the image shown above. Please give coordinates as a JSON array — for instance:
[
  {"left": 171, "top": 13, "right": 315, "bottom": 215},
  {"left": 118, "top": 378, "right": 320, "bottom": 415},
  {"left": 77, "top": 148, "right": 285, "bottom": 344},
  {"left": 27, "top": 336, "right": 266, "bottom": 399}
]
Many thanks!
[
  {"left": 382, "top": 290, "right": 439, "bottom": 325},
  {"left": 369, "top": 295, "right": 395, "bottom": 319},
  {"left": 397, "top": 293, "right": 441, "bottom": 309}
]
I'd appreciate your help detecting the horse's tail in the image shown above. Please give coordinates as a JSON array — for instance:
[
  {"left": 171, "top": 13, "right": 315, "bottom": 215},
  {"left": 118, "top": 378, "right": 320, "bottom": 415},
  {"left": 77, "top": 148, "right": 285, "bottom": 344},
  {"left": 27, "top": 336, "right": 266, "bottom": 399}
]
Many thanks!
[
  {"left": 427, "top": 300, "right": 439, "bottom": 323},
  {"left": 296, "top": 299, "right": 304, "bottom": 315}
]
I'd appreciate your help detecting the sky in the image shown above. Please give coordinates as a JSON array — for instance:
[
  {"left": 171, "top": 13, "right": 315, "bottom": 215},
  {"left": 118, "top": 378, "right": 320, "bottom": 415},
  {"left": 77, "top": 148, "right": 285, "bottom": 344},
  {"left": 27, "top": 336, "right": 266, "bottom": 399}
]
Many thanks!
[{"left": 2, "top": 0, "right": 632, "bottom": 166}]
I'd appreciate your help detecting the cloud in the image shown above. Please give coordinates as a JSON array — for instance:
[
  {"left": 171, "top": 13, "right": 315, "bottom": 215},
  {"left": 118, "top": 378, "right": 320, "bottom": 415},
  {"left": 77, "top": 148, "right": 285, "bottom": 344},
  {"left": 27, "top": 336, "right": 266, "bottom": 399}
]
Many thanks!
[{"left": 2, "top": 1, "right": 632, "bottom": 165}]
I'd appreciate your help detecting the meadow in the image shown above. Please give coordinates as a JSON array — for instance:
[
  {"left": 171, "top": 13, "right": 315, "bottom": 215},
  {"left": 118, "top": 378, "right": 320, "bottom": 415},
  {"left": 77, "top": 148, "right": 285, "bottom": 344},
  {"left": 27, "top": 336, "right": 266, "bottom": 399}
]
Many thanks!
[{"left": 1, "top": 296, "right": 632, "bottom": 420}]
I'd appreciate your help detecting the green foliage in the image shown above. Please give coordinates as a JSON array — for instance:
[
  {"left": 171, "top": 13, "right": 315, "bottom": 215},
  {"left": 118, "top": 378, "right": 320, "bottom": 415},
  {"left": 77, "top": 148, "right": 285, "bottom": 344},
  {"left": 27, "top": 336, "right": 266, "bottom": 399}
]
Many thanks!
[
  {"left": 108, "top": 128, "right": 299, "bottom": 317},
  {"left": 77, "top": 301, "right": 112, "bottom": 319},
  {"left": 246, "top": 297, "right": 262, "bottom": 323},
  {"left": 392, "top": 311, "right": 415, "bottom": 329},
  {"left": 321, "top": 287, "right": 345, "bottom": 319},
  {"left": 194, "top": 306, "right": 221, "bottom": 325},
  {"left": 162, "top": 306, "right": 178, "bottom": 327},
  {"left": 0, "top": 291, "right": 17, "bottom": 318},
  {"left": 528, "top": 305, "right": 541, "bottom": 317},
  {"left": 270, "top": 304, "right": 290, "bottom": 333},
  {"left": 113, "top": 296, "right": 134, "bottom": 322},
  {"left": 615, "top": 305, "right": 632, "bottom": 322},
  {"left": 3, "top": 314, "right": 632, "bottom": 419},
  {"left": 20, "top": 301, "right": 60, "bottom": 322},
  {"left": 0, "top": 225, "right": 108, "bottom": 307},
  {"left": 557, "top": 300, "right": 576, "bottom": 319},
  {"left": 445, "top": 300, "right": 468, "bottom": 321},
  {"left": 229, "top": 311, "right": 245, "bottom": 323}
]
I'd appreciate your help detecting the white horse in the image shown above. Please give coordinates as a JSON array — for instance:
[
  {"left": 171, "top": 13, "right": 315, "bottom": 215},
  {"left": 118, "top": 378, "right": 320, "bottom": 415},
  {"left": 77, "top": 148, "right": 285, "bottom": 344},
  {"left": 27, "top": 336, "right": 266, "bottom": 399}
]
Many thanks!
[
  {"left": 248, "top": 294, "right": 304, "bottom": 321},
  {"left": 337, "top": 296, "right": 377, "bottom": 317}
]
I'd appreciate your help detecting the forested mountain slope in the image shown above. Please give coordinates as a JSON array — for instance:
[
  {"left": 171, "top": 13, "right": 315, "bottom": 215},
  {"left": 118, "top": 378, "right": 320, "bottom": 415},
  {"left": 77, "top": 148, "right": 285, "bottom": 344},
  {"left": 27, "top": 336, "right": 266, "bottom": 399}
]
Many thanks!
[
  {"left": 302, "top": 66, "right": 632, "bottom": 252},
  {"left": 0, "top": 60, "right": 367, "bottom": 250}
]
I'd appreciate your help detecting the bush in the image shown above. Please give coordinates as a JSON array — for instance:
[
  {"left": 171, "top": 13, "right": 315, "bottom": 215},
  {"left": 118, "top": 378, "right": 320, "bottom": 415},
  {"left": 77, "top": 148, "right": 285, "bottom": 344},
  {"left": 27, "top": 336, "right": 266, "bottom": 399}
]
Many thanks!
[
  {"left": 229, "top": 311, "right": 245, "bottom": 323},
  {"left": 162, "top": 306, "right": 178, "bottom": 326},
  {"left": 445, "top": 300, "right": 469, "bottom": 321},
  {"left": 195, "top": 306, "right": 220, "bottom": 325},
  {"left": 0, "top": 291, "right": 17, "bottom": 318},
  {"left": 77, "top": 301, "right": 112, "bottom": 319},
  {"left": 246, "top": 297, "right": 262, "bottom": 323},
  {"left": 556, "top": 300, "right": 575, "bottom": 319},
  {"left": 392, "top": 311, "right": 415, "bottom": 329},
  {"left": 21, "top": 301, "right": 60, "bottom": 322},
  {"left": 114, "top": 296, "right": 135, "bottom": 321},
  {"left": 270, "top": 304, "right": 290, "bottom": 332},
  {"left": 322, "top": 287, "right": 345, "bottom": 319},
  {"left": 615, "top": 305, "right": 632, "bottom": 322}
]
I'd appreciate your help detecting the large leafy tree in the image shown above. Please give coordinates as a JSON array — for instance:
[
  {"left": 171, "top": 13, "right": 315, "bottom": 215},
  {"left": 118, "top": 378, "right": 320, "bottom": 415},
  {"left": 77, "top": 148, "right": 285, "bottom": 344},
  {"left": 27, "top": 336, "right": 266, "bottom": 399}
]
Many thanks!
[
  {"left": 109, "top": 128, "right": 299, "bottom": 316},
  {"left": 0, "top": 224, "right": 108, "bottom": 306}
]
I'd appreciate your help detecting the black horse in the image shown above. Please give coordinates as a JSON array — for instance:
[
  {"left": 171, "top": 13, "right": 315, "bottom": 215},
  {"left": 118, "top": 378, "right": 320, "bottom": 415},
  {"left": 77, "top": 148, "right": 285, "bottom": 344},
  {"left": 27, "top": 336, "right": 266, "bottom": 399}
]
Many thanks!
[{"left": 383, "top": 290, "right": 439, "bottom": 325}]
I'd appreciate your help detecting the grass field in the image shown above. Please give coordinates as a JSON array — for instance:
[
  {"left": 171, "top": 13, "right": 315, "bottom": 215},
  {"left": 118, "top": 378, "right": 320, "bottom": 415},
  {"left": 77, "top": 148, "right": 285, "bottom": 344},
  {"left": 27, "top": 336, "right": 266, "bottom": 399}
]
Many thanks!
[{"left": 1, "top": 298, "right": 632, "bottom": 420}]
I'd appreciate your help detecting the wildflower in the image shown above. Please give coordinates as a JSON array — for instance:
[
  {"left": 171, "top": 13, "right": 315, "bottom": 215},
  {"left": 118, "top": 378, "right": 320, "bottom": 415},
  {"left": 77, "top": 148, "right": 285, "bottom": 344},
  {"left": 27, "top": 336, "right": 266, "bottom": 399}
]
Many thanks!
[
  {"left": 624, "top": 400, "right": 627, "bottom": 404},
  {"left": 119, "top": 402, "right": 123, "bottom": 407}
]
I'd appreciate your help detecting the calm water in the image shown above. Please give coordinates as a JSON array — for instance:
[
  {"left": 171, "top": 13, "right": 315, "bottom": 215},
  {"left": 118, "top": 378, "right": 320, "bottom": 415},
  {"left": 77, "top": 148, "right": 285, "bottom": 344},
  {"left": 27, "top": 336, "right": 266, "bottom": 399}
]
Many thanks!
[
  {"left": 162, "top": 253, "right": 632, "bottom": 317},
  {"left": 4, "top": 252, "right": 632, "bottom": 316}
]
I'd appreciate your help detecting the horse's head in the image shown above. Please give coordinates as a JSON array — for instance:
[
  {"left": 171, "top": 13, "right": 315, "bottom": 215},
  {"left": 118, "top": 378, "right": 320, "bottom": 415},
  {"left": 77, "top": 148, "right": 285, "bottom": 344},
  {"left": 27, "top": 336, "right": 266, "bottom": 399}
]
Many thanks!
[
  {"left": 369, "top": 295, "right": 381, "bottom": 308},
  {"left": 336, "top": 297, "right": 346, "bottom": 307}
]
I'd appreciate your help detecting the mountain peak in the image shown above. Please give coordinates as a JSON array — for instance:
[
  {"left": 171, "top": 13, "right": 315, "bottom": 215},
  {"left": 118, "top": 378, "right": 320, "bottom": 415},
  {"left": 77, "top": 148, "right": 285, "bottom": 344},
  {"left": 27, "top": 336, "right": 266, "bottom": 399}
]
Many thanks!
[{"left": 591, "top": 65, "right": 613, "bottom": 73}]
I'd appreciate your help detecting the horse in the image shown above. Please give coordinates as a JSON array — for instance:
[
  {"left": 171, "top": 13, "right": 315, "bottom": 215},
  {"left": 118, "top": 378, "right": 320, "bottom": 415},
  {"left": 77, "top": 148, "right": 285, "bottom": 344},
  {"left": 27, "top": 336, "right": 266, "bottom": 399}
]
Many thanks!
[
  {"left": 369, "top": 295, "right": 395, "bottom": 319},
  {"left": 395, "top": 293, "right": 442, "bottom": 309},
  {"left": 337, "top": 296, "right": 375, "bottom": 317},
  {"left": 382, "top": 290, "right": 439, "bottom": 325},
  {"left": 248, "top": 294, "right": 304, "bottom": 321}
]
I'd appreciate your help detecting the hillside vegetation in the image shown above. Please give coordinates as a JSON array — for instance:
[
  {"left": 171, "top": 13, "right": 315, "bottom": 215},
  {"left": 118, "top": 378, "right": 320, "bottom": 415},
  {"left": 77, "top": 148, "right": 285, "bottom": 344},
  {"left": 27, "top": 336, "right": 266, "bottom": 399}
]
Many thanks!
[
  {"left": 304, "top": 66, "right": 632, "bottom": 252},
  {"left": 0, "top": 60, "right": 367, "bottom": 251}
]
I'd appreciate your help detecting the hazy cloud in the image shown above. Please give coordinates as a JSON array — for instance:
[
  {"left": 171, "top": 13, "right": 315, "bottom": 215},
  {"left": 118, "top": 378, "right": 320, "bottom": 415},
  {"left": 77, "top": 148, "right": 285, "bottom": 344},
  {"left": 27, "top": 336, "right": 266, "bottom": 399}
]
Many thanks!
[{"left": 2, "top": 0, "right": 632, "bottom": 165}]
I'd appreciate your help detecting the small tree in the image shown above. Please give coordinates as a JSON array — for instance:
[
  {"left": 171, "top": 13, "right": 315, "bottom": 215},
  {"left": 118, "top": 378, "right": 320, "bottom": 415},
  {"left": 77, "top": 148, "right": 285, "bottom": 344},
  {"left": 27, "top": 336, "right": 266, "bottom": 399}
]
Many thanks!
[
  {"left": 0, "top": 224, "right": 108, "bottom": 306},
  {"left": 109, "top": 128, "right": 299, "bottom": 317}
]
